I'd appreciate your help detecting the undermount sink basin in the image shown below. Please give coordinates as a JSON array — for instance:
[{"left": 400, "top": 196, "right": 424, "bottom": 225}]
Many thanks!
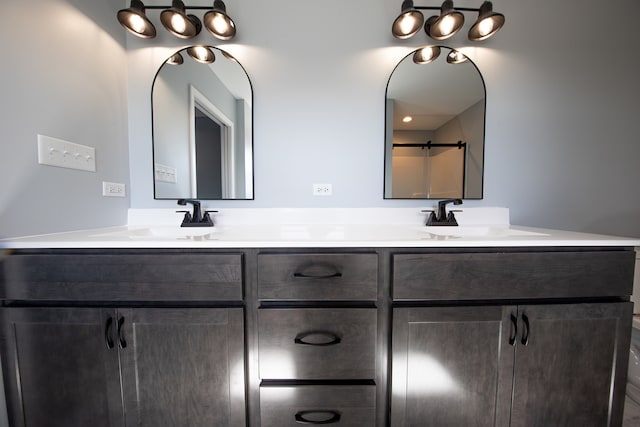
[
  {"left": 92, "top": 226, "right": 216, "bottom": 240},
  {"left": 423, "top": 226, "right": 549, "bottom": 239}
]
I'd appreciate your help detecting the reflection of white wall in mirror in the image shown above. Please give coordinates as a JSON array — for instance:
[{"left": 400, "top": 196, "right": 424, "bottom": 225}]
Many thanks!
[
  {"left": 428, "top": 147, "right": 464, "bottom": 198},
  {"left": 435, "top": 101, "right": 484, "bottom": 198}
]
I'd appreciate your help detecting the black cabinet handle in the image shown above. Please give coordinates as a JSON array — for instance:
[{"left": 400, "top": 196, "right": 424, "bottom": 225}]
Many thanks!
[
  {"left": 117, "top": 316, "right": 127, "bottom": 349},
  {"left": 294, "top": 410, "right": 341, "bottom": 424},
  {"left": 509, "top": 313, "right": 518, "bottom": 346},
  {"left": 293, "top": 272, "right": 342, "bottom": 279},
  {"left": 521, "top": 313, "right": 530, "bottom": 346},
  {"left": 294, "top": 331, "right": 342, "bottom": 346},
  {"left": 105, "top": 317, "right": 115, "bottom": 349}
]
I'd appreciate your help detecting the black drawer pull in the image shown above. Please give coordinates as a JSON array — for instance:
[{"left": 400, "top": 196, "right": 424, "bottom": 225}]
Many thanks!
[
  {"left": 117, "top": 316, "right": 127, "bottom": 349},
  {"left": 105, "top": 317, "right": 115, "bottom": 349},
  {"left": 294, "top": 331, "right": 342, "bottom": 346},
  {"left": 294, "top": 410, "right": 341, "bottom": 424},
  {"left": 521, "top": 313, "right": 530, "bottom": 346},
  {"left": 509, "top": 313, "right": 518, "bottom": 346},
  {"left": 293, "top": 272, "right": 343, "bottom": 279}
]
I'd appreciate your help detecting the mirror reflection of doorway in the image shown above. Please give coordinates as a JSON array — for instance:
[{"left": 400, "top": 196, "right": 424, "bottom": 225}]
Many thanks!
[
  {"left": 189, "top": 85, "right": 235, "bottom": 199},
  {"left": 194, "top": 107, "right": 223, "bottom": 199}
]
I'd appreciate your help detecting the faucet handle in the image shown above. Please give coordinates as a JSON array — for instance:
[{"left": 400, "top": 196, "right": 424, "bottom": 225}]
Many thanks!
[{"left": 176, "top": 210, "right": 192, "bottom": 226}]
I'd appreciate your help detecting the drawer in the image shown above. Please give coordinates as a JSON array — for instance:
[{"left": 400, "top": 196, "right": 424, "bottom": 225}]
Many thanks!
[
  {"left": 260, "top": 384, "right": 376, "bottom": 427},
  {"left": 257, "top": 253, "right": 377, "bottom": 301},
  {"left": 1, "top": 252, "right": 243, "bottom": 301},
  {"left": 393, "top": 250, "right": 635, "bottom": 301},
  {"left": 258, "top": 308, "right": 376, "bottom": 380}
]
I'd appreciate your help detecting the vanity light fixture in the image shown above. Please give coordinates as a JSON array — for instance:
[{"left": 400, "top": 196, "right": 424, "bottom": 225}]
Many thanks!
[
  {"left": 392, "top": 0, "right": 425, "bottom": 39},
  {"left": 160, "top": 0, "right": 202, "bottom": 39},
  {"left": 413, "top": 46, "right": 441, "bottom": 64},
  {"left": 117, "top": 0, "right": 237, "bottom": 40},
  {"left": 167, "top": 52, "right": 185, "bottom": 65},
  {"left": 203, "top": 0, "right": 237, "bottom": 40},
  {"left": 467, "top": 1, "right": 505, "bottom": 41},
  {"left": 117, "top": 0, "right": 157, "bottom": 38},
  {"left": 392, "top": 0, "right": 504, "bottom": 41},
  {"left": 424, "top": 0, "right": 464, "bottom": 40},
  {"left": 446, "top": 49, "right": 468, "bottom": 64},
  {"left": 187, "top": 46, "right": 216, "bottom": 64}
]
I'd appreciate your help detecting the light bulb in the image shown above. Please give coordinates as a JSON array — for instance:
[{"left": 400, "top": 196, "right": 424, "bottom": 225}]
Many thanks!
[{"left": 171, "top": 14, "right": 187, "bottom": 33}]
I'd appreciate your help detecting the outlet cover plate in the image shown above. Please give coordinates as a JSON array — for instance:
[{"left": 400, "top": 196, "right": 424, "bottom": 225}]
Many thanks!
[
  {"left": 102, "top": 181, "right": 126, "bottom": 197},
  {"left": 313, "top": 184, "right": 333, "bottom": 196}
]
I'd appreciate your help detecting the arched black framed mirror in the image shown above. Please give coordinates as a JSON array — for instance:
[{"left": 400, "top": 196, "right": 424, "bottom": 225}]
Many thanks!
[
  {"left": 152, "top": 46, "right": 253, "bottom": 200},
  {"left": 384, "top": 46, "right": 485, "bottom": 199}
]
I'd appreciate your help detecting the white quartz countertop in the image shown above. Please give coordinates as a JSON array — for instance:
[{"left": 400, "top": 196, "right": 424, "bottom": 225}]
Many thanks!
[{"left": 2, "top": 208, "right": 639, "bottom": 249}]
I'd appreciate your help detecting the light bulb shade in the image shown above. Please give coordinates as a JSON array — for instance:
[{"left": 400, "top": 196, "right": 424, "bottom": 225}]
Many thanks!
[
  {"left": 161, "top": 0, "right": 202, "bottom": 39},
  {"left": 446, "top": 50, "right": 468, "bottom": 64},
  {"left": 167, "top": 52, "right": 184, "bottom": 65},
  {"left": 117, "top": 0, "right": 156, "bottom": 38},
  {"left": 468, "top": 1, "right": 504, "bottom": 41},
  {"left": 424, "top": 0, "right": 464, "bottom": 40},
  {"left": 392, "top": 0, "right": 425, "bottom": 39},
  {"left": 413, "top": 46, "right": 441, "bottom": 64},
  {"left": 203, "top": 0, "right": 237, "bottom": 40},
  {"left": 187, "top": 46, "right": 216, "bottom": 64}
]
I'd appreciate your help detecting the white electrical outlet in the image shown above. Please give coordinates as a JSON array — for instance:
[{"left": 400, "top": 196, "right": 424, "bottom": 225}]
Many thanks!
[
  {"left": 37, "top": 134, "right": 96, "bottom": 172},
  {"left": 102, "top": 181, "right": 126, "bottom": 197},
  {"left": 313, "top": 184, "right": 333, "bottom": 196}
]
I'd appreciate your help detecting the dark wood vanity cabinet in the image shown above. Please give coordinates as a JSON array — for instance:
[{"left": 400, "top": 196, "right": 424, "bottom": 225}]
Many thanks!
[
  {"left": 0, "top": 251, "right": 246, "bottom": 427},
  {"left": 390, "top": 250, "right": 635, "bottom": 427},
  {"left": 0, "top": 246, "right": 635, "bottom": 427}
]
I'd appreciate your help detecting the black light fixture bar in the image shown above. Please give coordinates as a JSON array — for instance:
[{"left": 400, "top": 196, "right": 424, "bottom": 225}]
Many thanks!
[
  {"left": 142, "top": 6, "right": 212, "bottom": 10},
  {"left": 118, "top": 0, "right": 236, "bottom": 40},
  {"left": 393, "top": 141, "right": 467, "bottom": 149},
  {"left": 391, "top": 1, "right": 504, "bottom": 41}
]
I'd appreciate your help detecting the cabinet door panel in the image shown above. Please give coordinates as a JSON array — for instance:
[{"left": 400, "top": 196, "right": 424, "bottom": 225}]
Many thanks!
[
  {"left": 391, "top": 306, "right": 515, "bottom": 427},
  {"left": 510, "top": 302, "right": 632, "bottom": 427},
  {"left": 119, "top": 308, "right": 245, "bottom": 427},
  {"left": 0, "top": 308, "right": 123, "bottom": 427}
]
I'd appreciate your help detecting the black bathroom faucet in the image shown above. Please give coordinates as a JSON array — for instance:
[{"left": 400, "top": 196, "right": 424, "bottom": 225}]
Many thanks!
[
  {"left": 424, "top": 198, "right": 463, "bottom": 226},
  {"left": 177, "top": 199, "right": 216, "bottom": 227}
]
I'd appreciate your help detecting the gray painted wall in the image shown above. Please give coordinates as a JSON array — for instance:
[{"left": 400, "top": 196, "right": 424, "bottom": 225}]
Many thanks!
[
  {"left": 0, "top": 0, "right": 129, "bottom": 238},
  {"left": 0, "top": 0, "right": 638, "bottom": 239}
]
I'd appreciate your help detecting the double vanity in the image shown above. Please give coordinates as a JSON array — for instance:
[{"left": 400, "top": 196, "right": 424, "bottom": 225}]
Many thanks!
[{"left": 0, "top": 208, "right": 638, "bottom": 426}]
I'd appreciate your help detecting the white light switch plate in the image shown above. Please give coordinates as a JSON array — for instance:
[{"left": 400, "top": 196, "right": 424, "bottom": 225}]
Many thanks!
[
  {"left": 37, "top": 134, "right": 96, "bottom": 172},
  {"left": 155, "top": 163, "right": 177, "bottom": 183}
]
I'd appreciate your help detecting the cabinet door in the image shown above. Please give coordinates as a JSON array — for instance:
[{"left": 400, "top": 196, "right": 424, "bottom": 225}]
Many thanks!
[
  {"left": 510, "top": 302, "right": 632, "bottom": 427},
  {"left": 391, "top": 306, "right": 515, "bottom": 427},
  {"left": 0, "top": 308, "right": 123, "bottom": 427},
  {"left": 118, "top": 308, "right": 246, "bottom": 427}
]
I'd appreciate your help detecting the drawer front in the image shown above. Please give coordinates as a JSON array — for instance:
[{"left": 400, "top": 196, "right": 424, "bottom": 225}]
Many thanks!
[
  {"left": 257, "top": 253, "right": 378, "bottom": 301},
  {"left": 260, "top": 385, "right": 376, "bottom": 427},
  {"left": 2, "top": 253, "right": 243, "bottom": 301},
  {"left": 393, "top": 250, "right": 635, "bottom": 301},
  {"left": 258, "top": 308, "right": 376, "bottom": 380}
]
